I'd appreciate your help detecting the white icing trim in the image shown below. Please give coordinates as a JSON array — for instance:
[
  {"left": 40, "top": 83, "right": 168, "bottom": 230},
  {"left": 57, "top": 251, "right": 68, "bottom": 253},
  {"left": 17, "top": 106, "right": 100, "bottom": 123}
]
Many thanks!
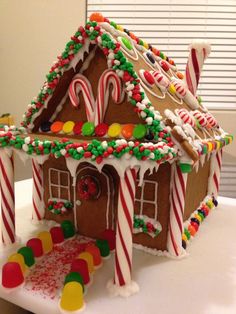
[
  {"left": 49, "top": 168, "right": 71, "bottom": 201},
  {"left": 107, "top": 279, "right": 139, "bottom": 297},
  {"left": 133, "top": 243, "right": 188, "bottom": 259}
]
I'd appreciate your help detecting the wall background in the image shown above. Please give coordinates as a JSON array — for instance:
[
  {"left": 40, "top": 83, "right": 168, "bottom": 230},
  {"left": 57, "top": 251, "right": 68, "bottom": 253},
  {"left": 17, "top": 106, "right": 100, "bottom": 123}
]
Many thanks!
[{"left": 0, "top": 0, "right": 86, "bottom": 180}]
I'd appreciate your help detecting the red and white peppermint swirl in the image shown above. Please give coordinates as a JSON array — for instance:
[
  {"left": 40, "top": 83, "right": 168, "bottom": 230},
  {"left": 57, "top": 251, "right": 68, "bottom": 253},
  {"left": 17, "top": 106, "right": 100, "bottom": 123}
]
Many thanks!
[
  {"left": 172, "top": 80, "right": 187, "bottom": 99},
  {"left": 192, "top": 110, "right": 208, "bottom": 127},
  {"left": 69, "top": 74, "right": 95, "bottom": 122},
  {"left": 167, "top": 163, "right": 188, "bottom": 256},
  {"left": 205, "top": 112, "right": 218, "bottom": 128},
  {"left": 115, "top": 167, "right": 137, "bottom": 286},
  {"left": 152, "top": 71, "right": 170, "bottom": 91},
  {"left": 0, "top": 149, "right": 15, "bottom": 245},
  {"left": 177, "top": 109, "right": 195, "bottom": 127},
  {"left": 32, "top": 158, "right": 44, "bottom": 221},
  {"left": 95, "top": 69, "right": 123, "bottom": 125}
]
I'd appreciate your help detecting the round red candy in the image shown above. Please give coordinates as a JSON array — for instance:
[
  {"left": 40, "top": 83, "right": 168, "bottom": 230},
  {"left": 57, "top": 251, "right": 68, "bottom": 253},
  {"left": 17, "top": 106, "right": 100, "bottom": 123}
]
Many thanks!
[
  {"left": 26, "top": 238, "right": 43, "bottom": 258},
  {"left": 190, "top": 221, "right": 199, "bottom": 232},
  {"left": 73, "top": 122, "right": 84, "bottom": 135},
  {"left": 160, "top": 60, "right": 170, "bottom": 72},
  {"left": 143, "top": 71, "right": 155, "bottom": 85},
  {"left": 95, "top": 123, "right": 109, "bottom": 137}
]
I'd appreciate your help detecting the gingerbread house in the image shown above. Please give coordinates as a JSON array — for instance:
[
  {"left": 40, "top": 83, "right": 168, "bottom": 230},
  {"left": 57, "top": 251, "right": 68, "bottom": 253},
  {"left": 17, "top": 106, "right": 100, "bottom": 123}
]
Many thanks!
[{"left": 0, "top": 13, "right": 233, "bottom": 296}]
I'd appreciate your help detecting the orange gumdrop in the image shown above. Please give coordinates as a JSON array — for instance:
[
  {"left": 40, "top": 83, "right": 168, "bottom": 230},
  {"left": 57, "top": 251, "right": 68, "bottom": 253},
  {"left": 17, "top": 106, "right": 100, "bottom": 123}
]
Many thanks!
[
  {"left": 177, "top": 72, "right": 184, "bottom": 80},
  {"left": 121, "top": 124, "right": 134, "bottom": 139},
  {"left": 188, "top": 225, "right": 196, "bottom": 237},
  {"left": 90, "top": 12, "right": 105, "bottom": 22},
  {"left": 51, "top": 121, "right": 64, "bottom": 133}
]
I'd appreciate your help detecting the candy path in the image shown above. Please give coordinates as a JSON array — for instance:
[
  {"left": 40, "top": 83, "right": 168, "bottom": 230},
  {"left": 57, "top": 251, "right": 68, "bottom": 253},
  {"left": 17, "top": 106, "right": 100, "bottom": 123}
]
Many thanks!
[{"left": 24, "top": 236, "right": 93, "bottom": 299}]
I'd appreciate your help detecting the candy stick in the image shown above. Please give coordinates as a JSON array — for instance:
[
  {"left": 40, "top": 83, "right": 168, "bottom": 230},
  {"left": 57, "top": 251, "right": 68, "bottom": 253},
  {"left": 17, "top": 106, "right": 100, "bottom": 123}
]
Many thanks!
[
  {"left": 32, "top": 158, "right": 44, "bottom": 221},
  {"left": 208, "top": 149, "right": 223, "bottom": 197},
  {"left": 0, "top": 148, "right": 15, "bottom": 245},
  {"left": 185, "top": 40, "right": 211, "bottom": 96},
  {"left": 167, "top": 163, "right": 188, "bottom": 257},
  {"left": 69, "top": 74, "right": 95, "bottom": 122},
  {"left": 95, "top": 69, "right": 124, "bottom": 125}
]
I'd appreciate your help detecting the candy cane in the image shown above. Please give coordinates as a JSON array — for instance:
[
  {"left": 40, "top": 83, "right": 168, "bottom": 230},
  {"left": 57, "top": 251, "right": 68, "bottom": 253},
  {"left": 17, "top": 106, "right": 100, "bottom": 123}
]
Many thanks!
[
  {"left": 185, "top": 41, "right": 211, "bottom": 96},
  {"left": 208, "top": 149, "right": 223, "bottom": 197},
  {"left": 95, "top": 69, "right": 124, "bottom": 125},
  {"left": 167, "top": 163, "right": 188, "bottom": 256},
  {"left": 0, "top": 148, "right": 15, "bottom": 245},
  {"left": 152, "top": 70, "right": 169, "bottom": 92},
  {"left": 69, "top": 74, "right": 95, "bottom": 122},
  {"left": 114, "top": 167, "right": 137, "bottom": 287},
  {"left": 32, "top": 158, "right": 44, "bottom": 221},
  {"left": 177, "top": 109, "right": 195, "bottom": 127}
]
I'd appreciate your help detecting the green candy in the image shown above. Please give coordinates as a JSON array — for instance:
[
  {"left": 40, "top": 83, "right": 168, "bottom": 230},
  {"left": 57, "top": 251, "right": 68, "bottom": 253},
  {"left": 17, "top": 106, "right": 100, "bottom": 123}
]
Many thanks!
[
  {"left": 18, "top": 246, "right": 35, "bottom": 267},
  {"left": 133, "top": 124, "right": 146, "bottom": 139},
  {"left": 82, "top": 122, "right": 95, "bottom": 136},
  {"left": 61, "top": 220, "right": 75, "bottom": 239},
  {"left": 96, "top": 239, "right": 110, "bottom": 257},
  {"left": 64, "top": 272, "right": 84, "bottom": 291},
  {"left": 179, "top": 163, "right": 192, "bottom": 173},
  {"left": 121, "top": 37, "right": 132, "bottom": 50},
  {"left": 184, "top": 229, "right": 191, "bottom": 240}
]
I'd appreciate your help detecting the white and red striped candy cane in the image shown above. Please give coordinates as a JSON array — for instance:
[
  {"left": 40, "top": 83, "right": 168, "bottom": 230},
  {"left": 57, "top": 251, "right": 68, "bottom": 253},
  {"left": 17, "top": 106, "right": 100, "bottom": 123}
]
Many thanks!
[
  {"left": 95, "top": 69, "right": 124, "bottom": 125},
  {"left": 167, "top": 163, "right": 188, "bottom": 256},
  {"left": 172, "top": 80, "right": 187, "bottom": 99},
  {"left": 0, "top": 148, "right": 15, "bottom": 245},
  {"left": 208, "top": 149, "right": 223, "bottom": 197},
  {"left": 185, "top": 41, "right": 211, "bottom": 96},
  {"left": 114, "top": 167, "right": 137, "bottom": 287},
  {"left": 32, "top": 158, "right": 44, "bottom": 221},
  {"left": 205, "top": 112, "right": 219, "bottom": 128},
  {"left": 69, "top": 74, "right": 95, "bottom": 122},
  {"left": 152, "top": 70, "right": 169, "bottom": 91},
  {"left": 192, "top": 110, "right": 208, "bottom": 127},
  {"left": 177, "top": 109, "right": 195, "bottom": 127}
]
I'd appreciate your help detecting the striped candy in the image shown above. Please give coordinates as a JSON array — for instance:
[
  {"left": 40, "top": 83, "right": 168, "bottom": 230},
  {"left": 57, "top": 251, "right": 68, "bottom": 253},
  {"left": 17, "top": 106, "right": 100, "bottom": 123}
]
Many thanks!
[
  {"left": 172, "top": 80, "right": 187, "bottom": 99},
  {"left": 177, "top": 109, "right": 195, "bottom": 127},
  {"left": 192, "top": 110, "right": 208, "bottom": 127},
  {"left": 115, "top": 168, "right": 137, "bottom": 287},
  {"left": 95, "top": 69, "right": 123, "bottom": 125},
  {"left": 205, "top": 112, "right": 218, "bottom": 128},
  {"left": 0, "top": 149, "right": 15, "bottom": 245},
  {"left": 69, "top": 74, "right": 95, "bottom": 122},
  {"left": 32, "top": 158, "right": 44, "bottom": 221},
  {"left": 152, "top": 71, "right": 170, "bottom": 91}
]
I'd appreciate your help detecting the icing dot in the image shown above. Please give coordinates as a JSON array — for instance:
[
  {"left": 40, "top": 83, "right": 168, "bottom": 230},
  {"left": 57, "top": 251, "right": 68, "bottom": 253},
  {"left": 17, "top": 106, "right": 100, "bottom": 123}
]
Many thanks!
[
  {"left": 73, "top": 122, "right": 84, "bottom": 135},
  {"left": 62, "top": 121, "right": 75, "bottom": 134},
  {"left": 40, "top": 121, "right": 52, "bottom": 132},
  {"left": 145, "top": 52, "right": 155, "bottom": 64},
  {"left": 133, "top": 124, "right": 146, "bottom": 139},
  {"left": 168, "top": 83, "right": 176, "bottom": 95},
  {"left": 108, "top": 123, "right": 121, "bottom": 138},
  {"left": 121, "top": 124, "right": 134, "bottom": 139},
  {"left": 82, "top": 122, "right": 95, "bottom": 136},
  {"left": 50, "top": 121, "right": 64, "bottom": 133},
  {"left": 95, "top": 123, "right": 109, "bottom": 137}
]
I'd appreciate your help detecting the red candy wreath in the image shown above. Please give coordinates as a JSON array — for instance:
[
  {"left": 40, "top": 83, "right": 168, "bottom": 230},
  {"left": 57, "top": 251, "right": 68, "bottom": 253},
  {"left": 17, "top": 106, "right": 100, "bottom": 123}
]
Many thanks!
[{"left": 78, "top": 176, "right": 99, "bottom": 200}]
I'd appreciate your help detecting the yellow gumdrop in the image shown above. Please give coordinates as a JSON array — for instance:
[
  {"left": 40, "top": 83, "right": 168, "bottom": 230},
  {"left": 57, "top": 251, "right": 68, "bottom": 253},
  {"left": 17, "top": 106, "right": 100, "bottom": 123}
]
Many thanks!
[
  {"left": 143, "top": 41, "right": 149, "bottom": 49},
  {"left": 78, "top": 252, "right": 94, "bottom": 274},
  {"left": 182, "top": 234, "right": 188, "bottom": 242},
  {"left": 107, "top": 123, "right": 121, "bottom": 138},
  {"left": 60, "top": 282, "right": 84, "bottom": 311},
  {"left": 194, "top": 214, "right": 202, "bottom": 223},
  {"left": 207, "top": 142, "right": 213, "bottom": 152},
  {"left": 37, "top": 231, "right": 53, "bottom": 253},
  {"left": 62, "top": 121, "right": 75, "bottom": 134},
  {"left": 206, "top": 200, "right": 214, "bottom": 209},
  {"left": 216, "top": 141, "right": 221, "bottom": 150},
  {"left": 168, "top": 84, "right": 176, "bottom": 95},
  {"left": 117, "top": 25, "right": 124, "bottom": 32},
  {"left": 8, "top": 253, "right": 27, "bottom": 274}
]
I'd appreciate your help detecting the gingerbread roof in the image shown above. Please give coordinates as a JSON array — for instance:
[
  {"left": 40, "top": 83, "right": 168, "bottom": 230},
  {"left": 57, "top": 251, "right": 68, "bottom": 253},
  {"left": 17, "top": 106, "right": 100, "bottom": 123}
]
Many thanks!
[{"left": 2, "top": 13, "right": 232, "bottom": 168}]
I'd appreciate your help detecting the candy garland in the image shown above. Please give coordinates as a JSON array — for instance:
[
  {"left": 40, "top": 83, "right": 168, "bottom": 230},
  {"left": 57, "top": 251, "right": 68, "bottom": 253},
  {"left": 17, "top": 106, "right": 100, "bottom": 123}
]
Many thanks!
[
  {"left": 207, "top": 149, "right": 223, "bottom": 197},
  {"left": 133, "top": 215, "right": 162, "bottom": 238},
  {"left": 114, "top": 167, "right": 137, "bottom": 289},
  {"left": 32, "top": 158, "right": 44, "bottom": 221},
  {"left": 0, "top": 148, "right": 15, "bottom": 245},
  {"left": 69, "top": 74, "right": 95, "bottom": 122},
  {"left": 47, "top": 200, "right": 73, "bottom": 215},
  {"left": 167, "top": 163, "right": 188, "bottom": 257},
  {"left": 95, "top": 69, "right": 124, "bottom": 125}
]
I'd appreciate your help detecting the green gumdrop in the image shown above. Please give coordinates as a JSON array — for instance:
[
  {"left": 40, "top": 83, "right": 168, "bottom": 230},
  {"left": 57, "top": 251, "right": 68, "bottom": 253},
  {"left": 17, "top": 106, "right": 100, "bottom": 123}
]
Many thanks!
[
  {"left": 61, "top": 220, "right": 75, "bottom": 239},
  {"left": 96, "top": 239, "right": 110, "bottom": 257},
  {"left": 64, "top": 272, "right": 84, "bottom": 291},
  {"left": 133, "top": 124, "right": 146, "bottom": 139},
  {"left": 184, "top": 229, "right": 191, "bottom": 240},
  {"left": 121, "top": 37, "right": 132, "bottom": 50},
  {"left": 18, "top": 246, "right": 35, "bottom": 267},
  {"left": 179, "top": 163, "right": 192, "bottom": 173},
  {"left": 82, "top": 122, "right": 95, "bottom": 136}
]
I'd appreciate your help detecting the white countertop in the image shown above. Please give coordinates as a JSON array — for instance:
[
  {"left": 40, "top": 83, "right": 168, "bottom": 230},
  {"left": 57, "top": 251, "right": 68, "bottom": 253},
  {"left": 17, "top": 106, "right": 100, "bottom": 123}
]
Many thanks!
[{"left": 1, "top": 179, "right": 236, "bottom": 314}]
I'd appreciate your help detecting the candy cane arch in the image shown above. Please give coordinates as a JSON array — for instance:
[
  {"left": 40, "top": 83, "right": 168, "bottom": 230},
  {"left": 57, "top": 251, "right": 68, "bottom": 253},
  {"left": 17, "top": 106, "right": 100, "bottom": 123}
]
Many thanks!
[
  {"left": 95, "top": 69, "right": 124, "bottom": 125},
  {"left": 0, "top": 148, "right": 15, "bottom": 245},
  {"left": 167, "top": 163, "right": 188, "bottom": 256},
  {"left": 69, "top": 74, "right": 95, "bottom": 122},
  {"left": 185, "top": 41, "right": 211, "bottom": 96},
  {"left": 32, "top": 158, "right": 44, "bottom": 221},
  {"left": 112, "top": 167, "right": 138, "bottom": 295},
  {"left": 207, "top": 149, "right": 223, "bottom": 197}
]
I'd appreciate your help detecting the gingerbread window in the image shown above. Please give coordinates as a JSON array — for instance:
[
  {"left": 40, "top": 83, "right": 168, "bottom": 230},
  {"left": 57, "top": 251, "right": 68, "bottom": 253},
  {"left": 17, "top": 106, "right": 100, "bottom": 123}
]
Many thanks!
[
  {"left": 49, "top": 168, "right": 71, "bottom": 201},
  {"left": 135, "top": 180, "right": 158, "bottom": 220}
]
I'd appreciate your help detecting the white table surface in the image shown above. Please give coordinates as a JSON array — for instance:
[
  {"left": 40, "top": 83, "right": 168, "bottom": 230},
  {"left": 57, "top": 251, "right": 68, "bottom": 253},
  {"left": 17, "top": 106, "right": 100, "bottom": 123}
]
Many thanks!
[{"left": 1, "top": 179, "right": 236, "bottom": 314}]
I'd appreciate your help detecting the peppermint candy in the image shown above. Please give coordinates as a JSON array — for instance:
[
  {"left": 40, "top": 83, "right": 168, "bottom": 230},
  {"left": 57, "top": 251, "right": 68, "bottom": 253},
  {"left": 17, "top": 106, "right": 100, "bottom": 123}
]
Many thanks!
[
  {"left": 152, "top": 71, "right": 170, "bottom": 91},
  {"left": 205, "top": 112, "right": 218, "bottom": 128},
  {"left": 177, "top": 109, "right": 195, "bottom": 127},
  {"left": 171, "top": 79, "right": 187, "bottom": 99},
  {"left": 192, "top": 110, "right": 208, "bottom": 127}
]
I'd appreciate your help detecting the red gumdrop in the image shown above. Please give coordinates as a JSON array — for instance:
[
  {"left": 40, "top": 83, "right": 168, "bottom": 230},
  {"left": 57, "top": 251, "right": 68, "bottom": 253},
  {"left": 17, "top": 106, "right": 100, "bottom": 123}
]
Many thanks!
[
  {"left": 100, "top": 229, "right": 116, "bottom": 251},
  {"left": 190, "top": 221, "right": 199, "bottom": 232},
  {"left": 26, "top": 238, "right": 43, "bottom": 257},
  {"left": 86, "top": 244, "right": 102, "bottom": 267},
  {"left": 2, "top": 262, "right": 24, "bottom": 288},
  {"left": 50, "top": 226, "right": 64, "bottom": 244},
  {"left": 71, "top": 259, "right": 90, "bottom": 285}
]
